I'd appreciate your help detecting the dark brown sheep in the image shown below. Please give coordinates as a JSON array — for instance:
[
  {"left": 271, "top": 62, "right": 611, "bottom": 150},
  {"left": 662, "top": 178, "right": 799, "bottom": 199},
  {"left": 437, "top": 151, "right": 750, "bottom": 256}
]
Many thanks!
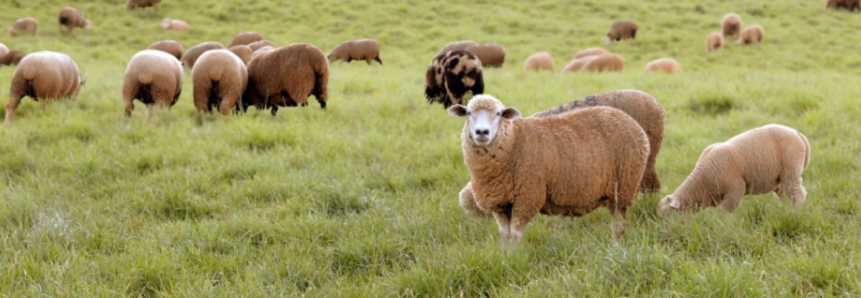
[
  {"left": 192, "top": 49, "right": 248, "bottom": 115},
  {"left": 126, "top": 0, "right": 162, "bottom": 13},
  {"left": 240, "top": 44, "right": 329, "bottom": 114},
  {"left": 148, "top": 40, "right": 184, "bottom": 60},
  {"left": 1, "top": 50, "right": 26, "bottom": 66},
  {"left": 58, "top": 7, "right": 91, "bottom": 35},
  {"left": 228, "top": 45, "right": 253, "bottom": 64},
  {"left": 8, "top": 18, "right": 38, "bottom": 36},
  {"left": 122, "top": 50, "right": 183, "bottom": 117},
  {"left": 425, "top": 50, "right": 485, "bottom": 108},
  {"left": 5, "top": 51, "right": 82, "bottom": 124},
  {"left": 327, "top": 39, "right": 382, "bottom": 65},
  {"left": 826, "top": 0, "right": 860, "bottom": 11},
  {"left": 181, "top": 42, "right": 225, "bottom": 69},
  {"left": 464, "top": 43, "right": 505, "bottom": 68},
  {"left": 607, "top": 21, "right": 637, "bottom": 41},
  {"left": 721, "top": 14, "right": 742, "bottom": 38},
  {"left": 227, "top": 32, "right": 265, "bottom": 48}
]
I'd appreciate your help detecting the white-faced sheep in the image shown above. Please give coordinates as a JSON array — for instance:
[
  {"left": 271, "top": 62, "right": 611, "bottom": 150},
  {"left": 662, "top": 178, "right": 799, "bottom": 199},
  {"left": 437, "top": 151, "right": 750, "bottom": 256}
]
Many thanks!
[
  {"left": 706, "top": 32, "right": 724, "bottom": 53},
  {"left": 607, "top": 21, "right": 637, "bottom": 41},
  {"left": 162, "top": 18, "right": 189, "bottom": 31},
  {"left": 561, "top": 56, "right": 598, "bottom": 73},
  {"left": 524, "top": 52, "right": 554, "bottom": 72},
  {"left": 1, "top": 50, "right": 26, "bottom": 66},
  {"left": 181, "top": 42, "right": 225, "bottom": 69},
  {"left": 58, "top": 7, "right": 91, "bottom": 35},
  {"left": 228, "top": 45, "right": 253, "bottom": 64},
  {"left": 8, "top": 18, "right": 38, "bottom": 36},
  {"left": 582, "top": 53, "right": 625, "bottom": 73},
  {"left": 658, "top": 124, "right": 810, "bottom": 216},
  {"left": 248, "top": 40, "right": 277, "bottom": 51},
  {"left": 122, "top": 50, "right": 183, "bottom": 117},
  {"left": 127, "top": 0, "right": 162, "bottom": 13},
  {"left": 575, "top": 47, "right": 607, "bottom": 59},
  {"left": 192, "top": 49, "right": 248, "bottom": 115},
  {"left": 737, "top": 25, "right": 764, "bottom": 46},
  {"left": 721, "top": 13, "right": 742, "bottom": 38},
  {"left": 240, "top": 43, "right": 328, "bottom": 114},
  {"left": 5, "top": 51, "right": 82, "bottom": 124},
  {"left": 148, "top": 40, "right": 184, "bottom": 60},
  {"left": 327, "top": 39, "right": 382, "bottom": 65},
  {"left": 530, "top": 90, "right": 665, "bottom": 194},
  {"left": 437, "top": 40, "right": 478, "bottom": 55},
  {"left": 227, "top": 32, "right": 264, "bottom": 48},
  {"left": 645, "top": 58, "right": 681, "bottom": 74},
  {"left": 464, "top": 43, "right": 505, "bottom": 68},
  {"left": 449, "top": 95, "right": 649, "bottom": 245},
  {"left": 425, "top": 50, "right": 485, "bottom": 108}
]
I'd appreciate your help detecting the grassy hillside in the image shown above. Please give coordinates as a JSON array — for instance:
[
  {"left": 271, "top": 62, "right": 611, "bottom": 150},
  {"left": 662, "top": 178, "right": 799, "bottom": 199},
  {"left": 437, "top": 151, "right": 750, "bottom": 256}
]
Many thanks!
[{"left": 1, "top": 0, "right": 861, "bottom": 296}]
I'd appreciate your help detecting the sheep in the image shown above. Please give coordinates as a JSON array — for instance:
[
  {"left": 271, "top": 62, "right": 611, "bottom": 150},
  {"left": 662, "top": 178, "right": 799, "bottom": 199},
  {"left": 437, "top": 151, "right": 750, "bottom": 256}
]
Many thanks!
[
  {"left": 240, "top": 43, "right": 328, "bottom": 114},
  {"left": 251, "top": 46, "right": 275, "bottom": 60},
  {"left": 126, "top": 0, "right": 162, "bottom": 13},
  {"left": 449, "top": 95, "right": 649, "bottom": 244},
  {"left": 327, "top": 39, "right": 382, "bottom": 65},
  {"left": 826, "top": 0, "right": 860, "bottom": 11},
  {"left": 737, "top": 25, "right": 764, "bottom": 46},
  {"left": 437, "top": 40, "right": 478, "bottom": 56},
  {"left": 524, "top": 52, "right": 554, "bottom": 72},
  {"left": 582, "top": 53, "right": 625, "bottom": 73},
  {"left": 721, "top": 13, "right": 742, "bottom": 38},
  {"left": 424, "top": 50, "right": 485, "bottom": 109},
  {"left": 706, "top": 32, "right": 724, "bottom": 53},
  {"left": 181, "top": 42, "right": 225, "bottom": 69},
  {"left": 575, "top": 47, "right": 607, "bottom": 59},
  {"left": 1, "top": 51, "right": 27, "bottom": 66},
  {"left": 148, "top": 40, "right": 184, "bottom": 60},
  {"left": 122, "top": 49, "right": 183, "bottom": 117},
  {"left": 58, "top": 7, "right": 91, "bottom": 35},
  {"left": 0, "top": 43, "right": 8, "bottom": 60},
  {"left": 607, "top": 21, "right": 638, "bottom": 41},
  {"left": 561, "top": 56, "right": 598, "bottom": 73},
  {"left": 162, "top": 18, "right": 189, "bottom": 31},
  {"left": 8, "top": 18, "right": 38, "bottom": 36},
  {"left": 192, "top": 49, "right": 248, "bottom": 115},
  {"left": 644, "top": 58, "right": 681, "bottom": 74},
  {"left": 248, "top": 40, "right": 277, "bottom": 51},
  {"left": 227, "top": 31, "right": 264, "bottom": 48},
  {"left": 658, "top": 124, "right": 810, "bottom": 216},
  {"left": 228, "top": 45, "right": 253, "bottom": 64},
  {"left": 464, "top": 43, "right": 505, "bottom": 68},
  {"left": 4, "top": 51, "right": 82, "bottom": 124}
]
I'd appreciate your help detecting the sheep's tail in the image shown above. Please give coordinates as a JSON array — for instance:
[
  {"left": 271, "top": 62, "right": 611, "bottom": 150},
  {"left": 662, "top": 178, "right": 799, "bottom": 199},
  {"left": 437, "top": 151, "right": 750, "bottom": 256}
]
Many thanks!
[
  {"left": 138, "top": 73, "right": 153, "bottom": 85},
  {"left": 798, "top": 131, "right": 810, "bottom": 170}
]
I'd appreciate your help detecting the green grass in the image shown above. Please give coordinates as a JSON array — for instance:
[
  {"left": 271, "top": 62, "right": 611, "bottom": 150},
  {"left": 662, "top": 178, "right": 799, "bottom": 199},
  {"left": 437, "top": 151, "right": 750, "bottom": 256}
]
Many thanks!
[{"left": 2, "top": 0, "right": 861, "bottom": 296}]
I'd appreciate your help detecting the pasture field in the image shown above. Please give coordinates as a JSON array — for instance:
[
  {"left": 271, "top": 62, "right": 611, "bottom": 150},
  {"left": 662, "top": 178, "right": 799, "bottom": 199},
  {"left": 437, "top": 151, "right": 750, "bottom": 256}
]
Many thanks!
[{"left": 2, "top": 0, "right": 861, "bottom": 296}]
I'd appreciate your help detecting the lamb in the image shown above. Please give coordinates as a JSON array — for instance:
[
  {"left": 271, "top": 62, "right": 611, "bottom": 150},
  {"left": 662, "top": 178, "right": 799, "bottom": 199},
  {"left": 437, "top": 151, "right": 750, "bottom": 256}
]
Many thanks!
[
  {"left": 658, "top": 124, "right": 810, "bottom": 216},
  {"left": 607, "top": 21, "right": 637, "bottom": 41},
  {"left": 721, "top": 13, "right": 742, "bottom": 38},
  {"left": 449, "top": 95, "right": 649, "bottom": 244},
  {"left": 126, "top": 0, "right": 162, "bottom": 13},
  {"left": 192, "top": 49, "right": 248, "bottom": 115},
  {"left": 1, "top": 50, "right": 26, "bottom": 66},
  {"left": 561, "top": 56, "right": 598, "bottom": 73},
  {"left": 530, "top": 90, "right": 665, "bottom": 194},
  {"left": 437, "top": 40, "right": 478, "bottom": 55},
  {"left": 240, "top": 43, "right": 328, "bottom": 114},
  {"left": 574, "top": 47, "right": 607, "bottom": 59},
  {"left": 5, "top": 51, "right": 82, "bottom": 124},
  {"left": 826, "top": 0, "right": 860, "bottom": 11},
  {"left": 148, "top": 40, "right": 184, "bottom": 60},
  {"left": 162, "top": 18, "right": 189, "bottom": 31},
  {"left": 581, "top": 53, "right": 625, "bottom": 73},
  {"left": 524, "top": 52, "right": 554, "bottom": 72},
  {"left": 122, "top": 50, "right": 183, "bottom": 117},
  {"left": 737, "top": 25, "right": 764, "bottom": 46},
  {"left": 706, "top": 32, "right": 724, "bottom": 53},
  {"left": 424, "top": 50, "right": 485, "bottom": 108},
  {"left": 248, "top": 40, "right": 276, "bottom": 51},
  {"left": 228, "top": 45, "right": 253, "bottom": 64},
  {"left": 181, "top": 42, "right": 225, "bottom": 68},
  {"left": 58, "top": 7, "right": 91, "bottom": 34},
  {"left": 644, "top": 58, "right": 681, "bottom": 74},
  {"left": 8, "top": 18, "right": 38, "bottom": 36},
  {"left": 327, "top": 39, "right": 382, "bottom": 65},
  {"left": 464, "top": 43, "right": 505, "bottom": 68},
  {"left": 227, "top": 32, "right": 264, "bottom": 48}
]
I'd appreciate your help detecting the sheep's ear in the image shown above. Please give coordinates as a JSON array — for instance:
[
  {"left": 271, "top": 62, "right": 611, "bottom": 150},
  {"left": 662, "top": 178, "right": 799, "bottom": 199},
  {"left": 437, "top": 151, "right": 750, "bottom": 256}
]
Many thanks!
[
  {"left": 448, "top": 105, "right": 468, "bottom": 117},
  {"left": 669, "top": 198, "right": 680, "bottom": 209},
  {"left": 501, "top": 107, "right": 521, "bottom": 120}
]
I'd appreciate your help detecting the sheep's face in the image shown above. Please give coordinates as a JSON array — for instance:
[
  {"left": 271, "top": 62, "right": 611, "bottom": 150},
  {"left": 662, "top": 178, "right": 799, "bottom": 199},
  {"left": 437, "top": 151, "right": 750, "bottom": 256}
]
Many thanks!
[
  {"left": 162, "top": 19, "right": 171, "bottom": 29},
  {"left": 657, "top": 195, "right": 680, "bottom": 218},
  {"left": 448, "top": 95, "right": 521, "bottom": 147}
]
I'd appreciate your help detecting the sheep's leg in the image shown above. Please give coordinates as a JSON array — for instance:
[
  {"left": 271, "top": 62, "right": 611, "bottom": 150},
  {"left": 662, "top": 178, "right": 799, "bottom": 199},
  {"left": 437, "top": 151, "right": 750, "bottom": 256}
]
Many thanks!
[
  {"left": 509, "top": 205, "right": 539, "bottom": 246},
  {"left": 610, "top": 208, "right": 627, "bottom": 241},
  {"left": 781, "top": 175, "right": 807, "bottom": 206},
  {"left": 718, "top": 183, "right": 746, "bottom": 212},
  {"left": 145, "top": 104, "right": 154, "bottom": 119},
  {"left": 4, "top": 96, "right": 22, "bottom": 124},
  {"left": 491, "top": 212, "right": 511, "bottom": 246},
  {"left": 459, "top": 182, "right": 488, "bottom": 217}
]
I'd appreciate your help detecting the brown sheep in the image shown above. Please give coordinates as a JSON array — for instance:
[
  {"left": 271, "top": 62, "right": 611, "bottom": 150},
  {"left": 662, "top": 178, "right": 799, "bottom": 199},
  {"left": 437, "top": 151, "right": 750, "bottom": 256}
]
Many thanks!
[
  {"left": 607, "top": 21, "right": 637, "bottom": 41},
  {"left": 561, "top": 56, "right": 598, "bottom": 73},
  {"left": 425, "top": 50, "right": 485, "bottom": 108},
  {"left": 58, "top": 7, "right": 91, "bottom": 35},
  {"left": 437, "top": 40, "right": 478, "bottom": 56},
  {"left": 582, "top": 53, "right": 625, "bottom": 73},
  {"left": 721, "top": 13, "right": 742, "bottom": 38},
  {"left": 228, "top": 45, "right": 253, "bottom": 64},
  {"left": 8, "top": 18, "right": 38, "bottom": 36},
  {"left": 181, "top": 42, "right": 225, "bottom": 69},
  {"left": 122, "top": 50, "right": 183, "bottom": 117},
  {"left": 826, "top": 0, "right": 860, "bottom": 11},
  {"left": 574, "top": 47, "right": 607, "bottom": 59},
  {"left": 227, "top": 32, "right": 265, "bottom": 48},
  {"left": 240, "top": 44, "right": 329, "bottom": 114},
  {"left": 251, "top": 46, "right": 275, "bottom": 60},
  {"left": 248, "top": 40, "right": 277, "bottom": 51},
  {"left": 327, "top": 39, "right": 382, "bottom": 65},
  {"left": 737, "top": 25, "right": 764, "bottom": 46},
  {"left": 148, "top": 40, "right": 184, "bottom": 60},
  {"left": 0, "top": 43, "right": 8, "bottom": 60},
  {"left": 464, "top": 43, "right": 505, "bottom": 68},
  {"left": 1, "top": 50, "right": 26, "bottom": 66},
  {"left": 524, "top": 52, "right": 554, "bottom": 72},
  {"left": 5, "top": 51, "right": 82, "bottom": 124},
  {"left": 162, "top": 18, "right": 189, "bottom": 31},
  {"left": 126, "top": 0, "right": 162, "bottom": 13},
  {"left": 706, "top": 32, "right": 724, "bottom": 53},
  {"left": 645, "top": 58, "right": 681, "bottom": 74},
  {"left": 192, "top": 49, "right": 248, "bottom": 115}
]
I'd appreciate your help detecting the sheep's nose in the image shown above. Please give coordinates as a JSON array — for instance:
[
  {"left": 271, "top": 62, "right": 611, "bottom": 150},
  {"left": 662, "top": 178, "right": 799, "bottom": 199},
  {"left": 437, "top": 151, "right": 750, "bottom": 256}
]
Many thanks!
[{"left": 475, "top": 129, "right": 490, "bottom": 136}]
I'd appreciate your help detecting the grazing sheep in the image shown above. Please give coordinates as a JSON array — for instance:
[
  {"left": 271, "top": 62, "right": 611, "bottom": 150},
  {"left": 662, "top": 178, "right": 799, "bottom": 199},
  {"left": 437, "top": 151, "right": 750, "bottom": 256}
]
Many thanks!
[
  {"left": 706, "top": 32, "right": 724, "bottom": 53},
  {"left": 251, "top": 46, "right": 275, "bottom": 60},
  {"left": 561, "top": 56, "right": 598, "bottom": 73},
  {"left": 227, "top": 31, "right": 264, "bottom": 48},
  {"left": 424, "top": 50, "right": 485, "bottom": 108},
  {"left": 181, "top": 42, "right": 225, "bottom": 69},
  {"left": 148, "top": 40, "right": 184, "bottom": 60},
  {"left": 0, "top": 43, "right": 8, "bottom": 60},
  {"left": 122, "top": 50, "right": 183, "bottom": 117},
  {"left": 248, "top": 40, "right": 277, "bottom": 51},
  {"left": 658, "top": 124, "right": 810, "bottom": 216},
  {"left": 58, "top": 7, "right": 91, "bottom": 34},
  {"left": 449, "top": 95, "right": 649, "bottom": 244},
  {"left": 1, "top": 50, "right": 26, "bottom": 66},
  {"left": 8, "top": 18, "right": 38, "bottom": 36},
  {"left": 826, "top": 0, "right": 860, "bottom": 11},
  {"left": 240, "top": 43, "right": 329, "bottom": 114},
  {"left": 721, "top": 13, "right": 742, "bottom": 38},
  {"left": 582, "top": 53, "right": 625, "bottom": 73},
  {"left": 737, "top": 25, "right": 764, "bottom": 46},
  {"left": 437, "top": 40, "right": 478, "bottom": 55},
  {"left": 464, "top": 43, "right": 505, "bottom": 68},
  {"left": 126, "top": 0, "right": 162, "bottom": 13},
  {"left": 5, "top": 51, "right": 82, "bottom": 124},
  {"left": 327, "top": 39, "right": 382, "bottom": 65},
  {"left": 192, "top": 49, "right": 248, "bottom": 115},
  {"left": 228, "top": 45, "right": 253, "bottom": 64},
  {"left": 645, "top": 58, "right": 681, "bottom": 74},
  {"left": 162, "top": 18, "right": 189, "bottom": 31},
  {"left": 607, "top": 21, "right": 638, "bottom": 41},
  {"left": 524, "top": 52, "right": 554, "bottom": 72},
  {"left": 575, "top": 47, "right": 607, "bottom": 59}
]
